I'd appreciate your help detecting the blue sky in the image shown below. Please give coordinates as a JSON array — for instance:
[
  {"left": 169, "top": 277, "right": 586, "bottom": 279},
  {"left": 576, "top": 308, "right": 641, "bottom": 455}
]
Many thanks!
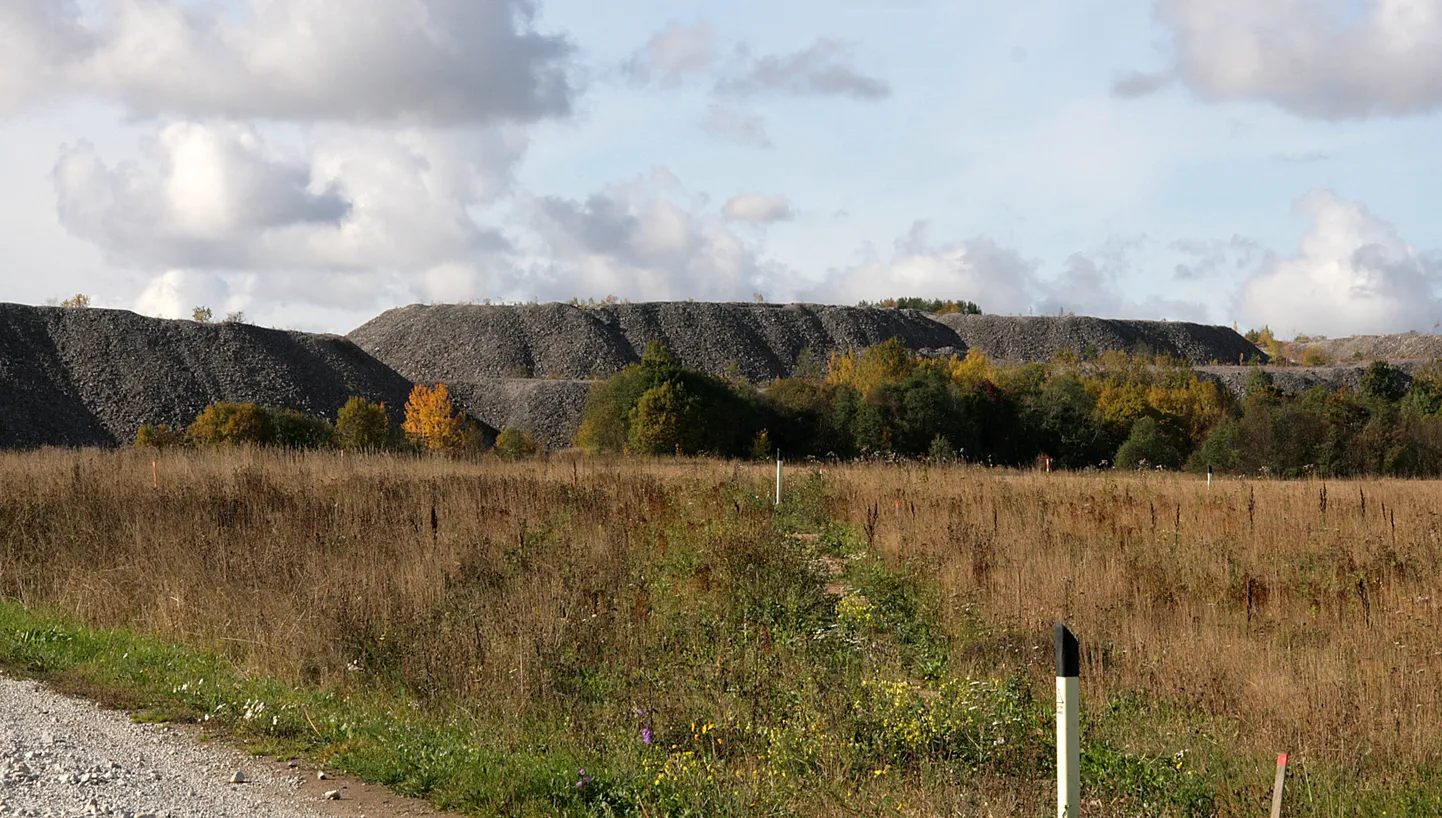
[{"left": 1, "top": 0, "right": 1440, "bottom": 337}]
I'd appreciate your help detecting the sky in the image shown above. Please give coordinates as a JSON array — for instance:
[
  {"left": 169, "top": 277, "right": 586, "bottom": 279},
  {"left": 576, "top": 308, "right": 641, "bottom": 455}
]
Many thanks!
[{"left": 2, "top": 0, "right": 1441, "bottom": 338}]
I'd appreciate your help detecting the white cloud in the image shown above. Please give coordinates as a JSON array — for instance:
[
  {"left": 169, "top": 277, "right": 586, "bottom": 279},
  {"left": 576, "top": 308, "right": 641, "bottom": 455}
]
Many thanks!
[
  {"left": 521, "top": 168, "right": 784, "bottom": 301},
  {"left": 134, "top": 269, "right": 235, "bottom": 320},
  {"left": 53, "top": 121, "right": 520, "bottom": 272},
  {"left": 701, "top": 104, "right": 772, "bottom": 148},
  {"left": 807, "top": 222, "right": 1038, "bottom": 312},
  {"left": 1235, "top": 191, "right": 1442, "bottom": 336},
  {"left": 1136, "top": 0, "right": 1442, "bottom": 118},
  {"left": 0, "top": 0, "right": 575, "bottom": 125},
  {"left": 723, "top": 39, "right": 891, "bottom": 100},
  {"left": 722, "top": 194, "right": 794, "bottom": 224},
  {"left": 624, "top": 21, "right": 717, "bottom": 86}
]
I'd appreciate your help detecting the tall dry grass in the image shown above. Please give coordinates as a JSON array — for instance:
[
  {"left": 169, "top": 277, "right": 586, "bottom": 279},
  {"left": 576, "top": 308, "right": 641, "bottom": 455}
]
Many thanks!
[{"left": 826, "top": 465, "right": 1442, "bottom": 775}]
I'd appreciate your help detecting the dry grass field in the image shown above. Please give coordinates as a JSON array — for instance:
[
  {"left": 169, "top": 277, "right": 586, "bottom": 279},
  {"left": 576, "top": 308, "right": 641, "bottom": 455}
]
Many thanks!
[{"left": 1, "top": 449, "right": 1440, "bottom": 816}]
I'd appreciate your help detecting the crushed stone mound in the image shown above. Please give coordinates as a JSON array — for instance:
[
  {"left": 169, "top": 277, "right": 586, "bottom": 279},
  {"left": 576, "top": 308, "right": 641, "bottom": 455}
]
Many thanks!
[
  {"left": 444, "top": 379, "right": 595, "bottom": 450},
  {"left": 935, "top": 314, "right": 1264, "bottom": 366},
  {"left": 1196, "top": 362, "right": 1421, "bottom": 399},
  {"left": 0, "top": 303, "right": 420, "bottom": 448},
  {"left": 1310, "top": 333, "right": 1442, "bottom": 362},
  {"left": 348, "top": 302, "right": 966, "bottom": 383}
]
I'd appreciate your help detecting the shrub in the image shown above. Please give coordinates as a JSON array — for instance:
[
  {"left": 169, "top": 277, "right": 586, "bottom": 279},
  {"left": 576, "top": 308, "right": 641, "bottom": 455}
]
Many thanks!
[
  {"left": 192, "top": 306, "right": 213, "bottom": 323},
  {"left": 187, "top": 402, "right": 273, "bottom": 446},
  {"left": 494, "top": 427, "right": 542, "bottom": 460},
  {"left": 1300, "top": 345, "right": 1333, "bottom": 366},
  {"left": 1114, "top": 417, "right": 1181, "bottom": 470},
  {"left": 403, "top": 384, "right": 465, "bottom": 451},
  {"left": 336, "top": 397, "right": 391, "bottom": 450},
  {"left": 269, "top": 408, "right": 336, "bottom": 449},
  {"left": 60, "top": 294, "right": 91, "bottom": 309},
  {"left": 134, "top": 423, "right": 184, "bottom": 448}
]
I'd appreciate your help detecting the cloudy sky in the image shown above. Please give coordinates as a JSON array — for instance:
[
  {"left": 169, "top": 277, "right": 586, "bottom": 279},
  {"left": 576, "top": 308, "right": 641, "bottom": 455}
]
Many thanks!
[{"left": 3, "top": 0, "right": 1441, "bottom": 338}]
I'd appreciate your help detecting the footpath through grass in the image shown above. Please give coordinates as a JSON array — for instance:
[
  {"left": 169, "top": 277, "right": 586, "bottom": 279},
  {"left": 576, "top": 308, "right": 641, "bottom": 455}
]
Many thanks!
[{"left": 1, "top": 452, "right": 1439, "bottom": 816}]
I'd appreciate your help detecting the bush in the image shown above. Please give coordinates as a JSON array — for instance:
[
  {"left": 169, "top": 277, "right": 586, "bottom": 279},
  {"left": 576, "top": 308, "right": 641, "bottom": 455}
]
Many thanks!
[
  {"left": 134, "top": 423, "right": 184, "bottom": 448},
  {"left": 494, "top": 427, "right": 542, "bottom": 460},
  {"left": 269, "top": 409, "right": 336, "bottom": 449},
  {"left": 188, "top": 403, "right": 272, "bottom": 446},
  {"left": 1114, "top": 417, "right": 1181, "bottom": 470},
  {"left": 336, "top": 397, "right": 391, "bottom": 450}
]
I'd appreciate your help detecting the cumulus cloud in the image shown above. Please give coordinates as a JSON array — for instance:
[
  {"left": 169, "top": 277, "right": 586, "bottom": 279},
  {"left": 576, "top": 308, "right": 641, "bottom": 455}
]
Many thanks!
[
  {"left": 52, "top": 120, "right": 534, "bottom": 323},
  {"left": 1235, "top": 191, "right": 1442, "bottom": 336},
  {"left": 722, "top": 194, "right": 794, "bottom": 224},
  {"left": 807, "top": 222, "right": 1038, "bottom": 312},
  {"left": 723, "top": 39, "right": 891, "bottom": 100},
  {"left": 701, "top": 104, "right": 772, "bottom": 147},
  {"left": 624, "top": 21, "right": 717, "bottom": 86},
  {"left": 1131, "top": 0, "right": 1442, "bottom": 118},
  {"left": 0, "top": 0, "right": 575, "bottom": 124},
  {"left": 521, "top": 169, "right": 784, "bottom": 301}
]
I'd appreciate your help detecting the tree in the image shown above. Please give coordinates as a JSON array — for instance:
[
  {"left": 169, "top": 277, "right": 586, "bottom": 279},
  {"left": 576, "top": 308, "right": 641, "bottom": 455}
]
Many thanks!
[
  {"left": 60, "top": 294, "right": 91, "bottom": 309},
  {"left": 269, "top": 408, "right": 336, "bottom": 449},
  {"left": 192, "top": 306, "right": 214, "bottom": 323},
  {"left": 1361, "top": 360, "right": 1407, "bottom": 403},
  {"left": 628, "top": 381, "right": 702, "bottom": 455},
  {"left": 494, "top": 427, "right": 542, "bottom": 459},
  {"left": 1113, "top": 417, "right": 1181, "bottom": 470},
  {"left": 223, "top": 311, "right": 246, "bottom": 324},
  {"left": 187, "top": 402, "right": 272, "bottom": 446},
  {"left": 336, "top": 397, "right": 391, "bottom": 450},
  {"left": 134, "top": 423, "right": 184, "bottom": 448},
  {"left": 403, "top": 384, "right": 465, "bottom": 451}
]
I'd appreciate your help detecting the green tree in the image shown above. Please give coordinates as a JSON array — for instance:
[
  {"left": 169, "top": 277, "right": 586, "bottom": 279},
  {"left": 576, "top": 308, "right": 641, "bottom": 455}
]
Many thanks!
[
  {"left": 1114, "top": 417, "right": 1181, "bottom": 470},
  {"left": 494, "top": 427, "right": 542, "bottom": 459},
  {"left": 1361, "top": 360, "right": 1407, "bottom": 403},
  {"left": 336, "top": 397, "right": 391, "bottom": 450},
  {"left": 628, "top": 381, "right": 702, "bottom": 455},
  {"left": 192, "top": 306, "right": 214, "bottom": 323},
  {"left": 269, "top": 408, "right": 336, "bottom": 449}
]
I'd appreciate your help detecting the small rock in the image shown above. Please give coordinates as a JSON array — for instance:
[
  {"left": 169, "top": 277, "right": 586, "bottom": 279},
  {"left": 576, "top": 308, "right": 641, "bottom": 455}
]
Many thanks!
[
  {"left": 229, "top": 770, "right": 248, "bottom": 784},
  {"left": 316, "top": 771, "right": 328, "bottom": 780},
  {"left": 286, "top": 760, "right": 298, "bottom": 768},
  {"left": 323, "top": 789, "right": 341, "bottom": 800}
]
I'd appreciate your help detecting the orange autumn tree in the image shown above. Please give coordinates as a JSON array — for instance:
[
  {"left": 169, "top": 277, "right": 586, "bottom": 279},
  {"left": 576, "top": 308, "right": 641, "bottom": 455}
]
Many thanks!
[{"left": 402, "top": 384, "right": 465, "bottom": 451}]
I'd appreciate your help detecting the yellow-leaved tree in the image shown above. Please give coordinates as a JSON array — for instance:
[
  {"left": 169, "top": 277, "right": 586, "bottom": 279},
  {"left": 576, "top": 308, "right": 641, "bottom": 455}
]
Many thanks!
[{"left": 403, "top": 384, "right": 465, "bottom": 451}]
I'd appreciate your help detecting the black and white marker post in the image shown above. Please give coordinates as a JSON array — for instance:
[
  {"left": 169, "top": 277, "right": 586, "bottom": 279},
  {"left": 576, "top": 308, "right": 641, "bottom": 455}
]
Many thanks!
[
  {"left": 775, "top": 449, "right": 782, "bottom": 507},
  {"left": 1055, "top": 623, "right": 1081, "bottom": 817}
]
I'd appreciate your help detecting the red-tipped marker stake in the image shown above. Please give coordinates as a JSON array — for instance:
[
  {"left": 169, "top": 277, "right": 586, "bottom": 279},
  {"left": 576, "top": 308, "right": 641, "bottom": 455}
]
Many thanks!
[{"left": 1270, "top": 753, "right": 1288, "bottom": 818}]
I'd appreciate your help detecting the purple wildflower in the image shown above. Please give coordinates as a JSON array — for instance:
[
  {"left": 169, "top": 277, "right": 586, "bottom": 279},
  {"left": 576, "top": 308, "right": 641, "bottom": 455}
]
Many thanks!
[{"left": 641, "top": 726, "right": 653, "bottom": 745}]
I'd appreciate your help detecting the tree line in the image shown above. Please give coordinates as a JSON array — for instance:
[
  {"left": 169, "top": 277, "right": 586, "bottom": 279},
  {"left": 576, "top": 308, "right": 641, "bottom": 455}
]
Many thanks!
[{"left": 578, "top": 340, "right": 1442, "bottom": 477}]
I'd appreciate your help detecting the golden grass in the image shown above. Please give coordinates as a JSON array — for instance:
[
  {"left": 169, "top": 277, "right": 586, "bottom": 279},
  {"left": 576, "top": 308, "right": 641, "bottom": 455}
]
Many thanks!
[{"left": 825, "top": 465, "right": 1442, "bottom": 774}]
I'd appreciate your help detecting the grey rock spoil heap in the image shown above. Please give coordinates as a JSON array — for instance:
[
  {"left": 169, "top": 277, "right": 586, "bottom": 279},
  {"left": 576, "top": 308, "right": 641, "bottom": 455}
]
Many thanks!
[
  {"left": 349, "top": 302, "right": 964, "bottom": 383},
  {"left": 936, "top": 314, "right": 1264, "bottom": 366},
  {"left": 0, "top": 303, "right": 415, "bottom": 448},
  {"left": 1311, "top": 332, "right": 1442, "bottom": 362}
]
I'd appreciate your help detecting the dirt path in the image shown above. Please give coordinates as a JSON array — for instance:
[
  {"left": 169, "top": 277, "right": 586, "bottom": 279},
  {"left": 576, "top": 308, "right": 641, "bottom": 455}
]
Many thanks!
[{"left": 0, "top": 672, "right": 455, "bottom": 818}]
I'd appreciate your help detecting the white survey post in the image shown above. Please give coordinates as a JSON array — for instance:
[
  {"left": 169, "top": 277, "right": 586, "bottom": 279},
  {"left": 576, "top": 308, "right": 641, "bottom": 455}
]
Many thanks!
[
  {"left": 775, "top": 449, "right": 782, "bottom": 507},
  {"left": 1056, "top": 623, "right": 1080, "bottom": 817}
]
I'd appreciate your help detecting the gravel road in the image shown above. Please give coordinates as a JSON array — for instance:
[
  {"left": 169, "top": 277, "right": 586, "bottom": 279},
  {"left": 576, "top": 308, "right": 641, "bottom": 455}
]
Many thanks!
[{"left": 0, "top": 672, "right": 449, "bottom": 818}]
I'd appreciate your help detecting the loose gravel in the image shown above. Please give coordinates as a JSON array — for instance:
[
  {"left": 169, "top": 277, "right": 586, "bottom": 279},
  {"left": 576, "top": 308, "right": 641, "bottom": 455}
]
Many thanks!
[
  {"left": 445, "top": 378, "right": 595, "bottom": 450},
  {"left": 0, "top": 673, "right": 319, "bottom": 818},
  {"left": 347, "top": 302, "right": 964, "bottom": 383},
  {"left": 935, "top": 314, "right": 1264, "bottom": 366},
  {"left": 0, "top": 304, "right": 415, "bottom": 449},
  {"left": 1311, "top": 333, "right": 1442, "bottom": 362}
]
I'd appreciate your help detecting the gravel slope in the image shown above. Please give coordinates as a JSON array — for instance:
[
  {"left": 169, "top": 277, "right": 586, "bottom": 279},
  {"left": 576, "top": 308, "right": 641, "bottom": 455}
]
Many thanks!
[
  {"left": 1311, "top": 333, "right": 1442, "bottom": 362},
  {"left": 446, "top": 379, "right": 594, "bottom": 450},
  {"left": 936, "top": 314, "right": 1264, "bottom": 365},
  {"left": 1196, "top": 362, "right": 1421, "bottom": 398},
  {"left": 0, "top": 672, "right": 319, "bottom": 818},
  {"left": 348, "top": 302, "right": 965, "bottom": 383},
  {"left": 0, "top": 304, "right": 418, "bottom": 449}
]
